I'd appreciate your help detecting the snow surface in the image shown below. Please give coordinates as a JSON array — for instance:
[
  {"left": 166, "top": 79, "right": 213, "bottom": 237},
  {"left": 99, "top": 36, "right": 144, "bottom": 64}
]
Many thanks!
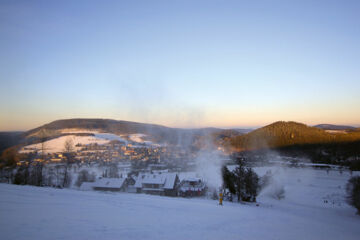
[
  {"left": 20, "top": 132, "right": 156, "bottom": 153},
  {"left": 128, "top": 133, "right": 153, "bottom": 145},
  {"left": 20, "top": 135, "right": 109, "bottom": 153},
  {"left": 1, "top": 168, "right": 360, "bottom": 240},
  {"left": 94, "top": 133, "right": 127, "bottom": 143},
  {"left": 129, "top": 133, "right": 147, "bottom": 143},
  {"left": 20, "top": 133, "right": 127, "bottom": 153}
]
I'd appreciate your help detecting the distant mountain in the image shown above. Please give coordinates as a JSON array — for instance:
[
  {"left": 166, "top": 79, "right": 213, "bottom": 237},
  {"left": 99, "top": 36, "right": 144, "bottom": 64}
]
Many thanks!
[
  {"left": 232, "top": 128, "right": 254, "bottom": 134},
  {"left": 25, "top": 118, "right": 170, "bottom": 137},
  {"left": 314, "top": 124, "right": 356, "bottom": 131},
  {"left": 227, "top": 121, "right": 360, "bottom": 151},
  {"left": 21, "top": 118, "right": 248, "bottom": 149},
  {"left": 23, "top": 119, "right": 191, "bottom": 147},
  {"left": 8, "top": 119, "right": 360, "bottom": 155}
]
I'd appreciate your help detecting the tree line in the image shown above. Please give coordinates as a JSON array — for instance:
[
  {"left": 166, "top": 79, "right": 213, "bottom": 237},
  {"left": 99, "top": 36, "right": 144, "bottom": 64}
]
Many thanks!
[{"left": 222, "top": 160, "right": 260, "bottom": 202}]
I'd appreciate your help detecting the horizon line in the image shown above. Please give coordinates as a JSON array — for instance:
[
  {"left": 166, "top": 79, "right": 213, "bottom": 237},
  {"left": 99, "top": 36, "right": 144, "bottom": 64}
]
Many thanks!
[{"left": 1, "top": 117, "right": 359, "bottom": 132}]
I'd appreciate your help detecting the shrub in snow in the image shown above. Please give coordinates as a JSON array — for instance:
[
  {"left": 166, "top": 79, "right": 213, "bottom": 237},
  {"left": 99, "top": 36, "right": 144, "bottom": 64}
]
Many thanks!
[
  {"left": 346, "top": 176, "right": 360, "bottom": 214},
  {"left": 14, "top": 166, "right": 27, "bottom": 185}
]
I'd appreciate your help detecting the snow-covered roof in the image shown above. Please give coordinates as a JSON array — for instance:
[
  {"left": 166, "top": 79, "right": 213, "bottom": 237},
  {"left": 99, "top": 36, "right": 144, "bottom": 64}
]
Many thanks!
[
  {"left": 93, "top": 178, "right": 126, "bottom": 189},
  {"left": 164, "top": 173, "right": 178, "bottom": 189},
  {"left": 142, "top": 174, "right": 166, "bottom": 185},
  {"left": 135, "top": 173, "right": 178, "bottom": 189}
]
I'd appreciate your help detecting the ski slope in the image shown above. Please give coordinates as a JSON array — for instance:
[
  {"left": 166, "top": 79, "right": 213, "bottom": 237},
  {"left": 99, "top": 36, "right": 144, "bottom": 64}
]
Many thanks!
[
  {"left": 19, "top": 135, "right": 109, "bottom": 153},
  {"left": 19, "top": 133, "right": 127, "bottom": 153},
  {"left": 1, "top": 167, "right": 360, "bottom": 240}
]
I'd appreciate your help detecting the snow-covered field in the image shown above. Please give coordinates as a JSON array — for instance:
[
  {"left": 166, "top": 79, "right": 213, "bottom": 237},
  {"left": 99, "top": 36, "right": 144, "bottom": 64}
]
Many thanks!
[
  {"left": 20, "top": 135, "right": 110, "bottom": 153},
  {"left": 20, "top": 133, "right": 128, "bottom": 153},
  {"left": 128, "top": 133, "right": 153, "bottom": 145},
  {"left": 20, "top": 131, "right": 156, "bottom": 153},
  {"left": 1, "top": 168, "right": 359, "bottom": 240}
]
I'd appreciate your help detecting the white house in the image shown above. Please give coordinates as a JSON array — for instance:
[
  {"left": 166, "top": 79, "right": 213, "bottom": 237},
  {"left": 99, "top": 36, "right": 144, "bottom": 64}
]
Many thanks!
[{"left": 134, "top": 172, "right": 179, "bottom": 196}]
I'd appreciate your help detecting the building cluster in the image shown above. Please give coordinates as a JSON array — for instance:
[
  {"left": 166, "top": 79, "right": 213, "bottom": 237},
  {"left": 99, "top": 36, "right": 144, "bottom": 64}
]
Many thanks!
[
  {"left": 80, "top": 172, "right": 208, "bottom": 198},
  {"left": 18, "top": 140, "right": 198, "bottom": 172}
]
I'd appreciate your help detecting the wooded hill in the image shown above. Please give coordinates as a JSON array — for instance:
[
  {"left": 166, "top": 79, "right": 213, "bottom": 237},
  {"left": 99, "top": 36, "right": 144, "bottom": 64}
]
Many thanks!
[
  {"left": 227, "top": 121, "right": 360, "bottom": 151},
  {"left": 23, "top": 118, "right": 243, "bottom": 149}
]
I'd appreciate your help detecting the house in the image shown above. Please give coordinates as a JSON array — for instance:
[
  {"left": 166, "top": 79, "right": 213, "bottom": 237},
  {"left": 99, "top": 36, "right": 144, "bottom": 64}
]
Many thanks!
[
  {"left": 178, "top": 177, "right": 207, "bottom": 197},
  {"left": 134, "top": 172, "right": 179, "bottom": 196},
  {"left": 92, "top": 177, "right": 128, "bottom": 192},
  {"left": 162, "top": 173, "right": 180, "bottom": 196}
]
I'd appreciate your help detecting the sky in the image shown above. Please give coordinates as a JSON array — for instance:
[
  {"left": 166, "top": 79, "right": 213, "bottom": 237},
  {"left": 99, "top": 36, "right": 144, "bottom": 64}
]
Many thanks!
[{"left": 1, "top": 0, "right": 360, "bottom": 131}]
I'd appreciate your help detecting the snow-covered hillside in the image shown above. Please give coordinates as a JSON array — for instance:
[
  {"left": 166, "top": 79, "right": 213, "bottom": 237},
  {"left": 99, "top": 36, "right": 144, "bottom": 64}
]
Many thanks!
[
  {"left": 20, "top": 132, "right": 128, "bottom": 153},
  {"left": 20, "top": 135, "right": 109, "bottom": 153},
  {"left": 19, "top": 130, "right": 160, "bottom": 153},
  {"left": 128, "top": 133, "right": 153, "bottom": 144},
  {"left": 1, "top": 168, "right": 359, "bottom": 240}
]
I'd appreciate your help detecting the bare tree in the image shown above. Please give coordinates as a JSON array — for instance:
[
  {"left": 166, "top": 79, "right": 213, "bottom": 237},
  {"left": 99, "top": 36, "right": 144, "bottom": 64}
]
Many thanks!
[
  {"left": 29, "top": 128, "right": 49, "bottom": 186},
  {"left": 104, "top": 163, "right": 119, "bottom": 178},
  {"left": 64, "top": 137, "right": 75, "bottom": 153},
  {"left": 62, "top": 137, "right": 74, "bottom": 187},
  {"left": 39, "top": 129, "right": 48, "bottom": 161}
]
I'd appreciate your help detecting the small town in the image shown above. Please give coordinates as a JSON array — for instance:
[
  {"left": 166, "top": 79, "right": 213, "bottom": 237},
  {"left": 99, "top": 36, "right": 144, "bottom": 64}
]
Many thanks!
[{"left": 1, "top": 133, "right": 222, "bottom": 199}]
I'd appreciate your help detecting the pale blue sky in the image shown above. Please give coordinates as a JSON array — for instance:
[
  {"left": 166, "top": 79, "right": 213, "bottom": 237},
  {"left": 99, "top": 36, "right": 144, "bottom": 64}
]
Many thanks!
[{"left": 1, "top": 0, "right": 360, "bottom": 130}]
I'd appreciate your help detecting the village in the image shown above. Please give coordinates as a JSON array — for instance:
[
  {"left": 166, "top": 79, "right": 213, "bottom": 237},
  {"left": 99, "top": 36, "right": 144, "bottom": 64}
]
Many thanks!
[
  {"left": 8, "top": 135, "right": 214, "bottom": 198},
  {"left": 20, "top": 138, "right": 194, "bottom": 166}
]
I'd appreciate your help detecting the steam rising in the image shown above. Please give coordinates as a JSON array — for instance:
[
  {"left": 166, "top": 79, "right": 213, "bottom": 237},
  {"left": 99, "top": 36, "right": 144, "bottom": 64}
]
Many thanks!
[
  {"left": 257, "top": 152, "right": 316, "bottom": 200},
  {"left": 194, "top": 150, "right": 224, "bottom": 189}
]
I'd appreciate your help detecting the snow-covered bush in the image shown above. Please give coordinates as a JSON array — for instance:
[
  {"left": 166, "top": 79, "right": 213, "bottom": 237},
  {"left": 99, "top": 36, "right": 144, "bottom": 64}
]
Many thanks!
[{"left": 346, "top": 176, "right": 360, "bottom": 214}]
